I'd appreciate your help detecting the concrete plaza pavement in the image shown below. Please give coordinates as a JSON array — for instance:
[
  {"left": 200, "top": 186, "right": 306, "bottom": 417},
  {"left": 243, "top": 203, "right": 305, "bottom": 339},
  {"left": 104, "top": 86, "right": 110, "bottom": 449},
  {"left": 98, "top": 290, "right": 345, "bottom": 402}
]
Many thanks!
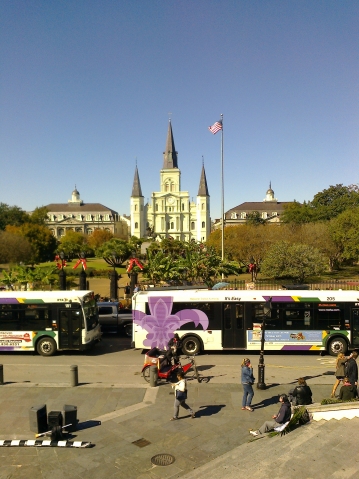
[{"left": 0, "top": 377, "right": 358, "bottom": 479}]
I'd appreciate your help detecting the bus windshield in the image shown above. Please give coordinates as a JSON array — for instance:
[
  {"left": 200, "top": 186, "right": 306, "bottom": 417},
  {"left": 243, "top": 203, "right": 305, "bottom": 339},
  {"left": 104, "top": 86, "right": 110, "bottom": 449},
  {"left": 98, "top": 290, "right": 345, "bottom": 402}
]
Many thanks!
[{"left": 83, "top": 297, "right": 99, "bottom": 331}]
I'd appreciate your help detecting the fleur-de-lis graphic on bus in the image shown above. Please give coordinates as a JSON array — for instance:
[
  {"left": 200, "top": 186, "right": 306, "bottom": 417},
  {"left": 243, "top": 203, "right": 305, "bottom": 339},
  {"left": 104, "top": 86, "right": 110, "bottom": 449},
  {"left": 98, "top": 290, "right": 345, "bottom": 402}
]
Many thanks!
[{"left": 133, "top": 296, "right": 209, "bottom": 349}]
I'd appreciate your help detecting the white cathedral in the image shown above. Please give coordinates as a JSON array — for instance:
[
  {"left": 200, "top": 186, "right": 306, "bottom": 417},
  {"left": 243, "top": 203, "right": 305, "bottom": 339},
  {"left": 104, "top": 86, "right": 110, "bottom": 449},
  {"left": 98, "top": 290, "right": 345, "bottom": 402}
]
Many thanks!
[{"left": 130, "top": 120, "right": 211, "bottom": 242}]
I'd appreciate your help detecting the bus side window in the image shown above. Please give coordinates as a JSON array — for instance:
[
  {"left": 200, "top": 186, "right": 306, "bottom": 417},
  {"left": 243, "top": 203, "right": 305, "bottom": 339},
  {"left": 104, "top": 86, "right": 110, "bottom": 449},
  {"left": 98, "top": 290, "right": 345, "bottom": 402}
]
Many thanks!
[
  {"left": 281, "top": 303, "right": 312, "bottom": 330},
  {"left": 235, "top": 304, "right": 243, "bottom": 329},
  {"left": 224, "top": 304, "right": 231, "bottom": 329},
  {"left": 0, "top": 305, "right": 20, "bottom": 330}
]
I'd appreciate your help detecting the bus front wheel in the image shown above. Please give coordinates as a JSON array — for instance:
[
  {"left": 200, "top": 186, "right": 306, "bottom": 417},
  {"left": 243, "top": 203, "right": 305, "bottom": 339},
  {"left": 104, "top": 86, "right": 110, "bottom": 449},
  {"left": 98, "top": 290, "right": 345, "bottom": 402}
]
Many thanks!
[
  {"left": 328, "top": 337, "right": 347, "bottom": 356},
  {"left": 181, "top": 336, "right": 201, "bottom": 355},
  {"left": 37, "top": 337, "right": 57, "bottom": 357}
]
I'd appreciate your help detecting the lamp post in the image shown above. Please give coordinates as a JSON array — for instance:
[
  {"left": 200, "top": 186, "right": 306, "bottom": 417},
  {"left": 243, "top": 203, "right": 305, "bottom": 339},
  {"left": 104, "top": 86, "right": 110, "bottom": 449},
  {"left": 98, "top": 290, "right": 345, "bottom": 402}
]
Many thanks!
[
  {"left": 257, "top": 297, "right": 272, "bottom": 390},
  {"left": 58, "top": 251, "right": 67, "bottom": 291}
]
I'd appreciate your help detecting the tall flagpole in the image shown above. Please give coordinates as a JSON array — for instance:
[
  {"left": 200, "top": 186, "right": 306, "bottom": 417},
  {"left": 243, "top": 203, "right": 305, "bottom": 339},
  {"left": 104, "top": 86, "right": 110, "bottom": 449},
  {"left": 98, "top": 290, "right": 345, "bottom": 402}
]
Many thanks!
[{"left": 220, "top": 113, "right": 224, "bottom": 279}]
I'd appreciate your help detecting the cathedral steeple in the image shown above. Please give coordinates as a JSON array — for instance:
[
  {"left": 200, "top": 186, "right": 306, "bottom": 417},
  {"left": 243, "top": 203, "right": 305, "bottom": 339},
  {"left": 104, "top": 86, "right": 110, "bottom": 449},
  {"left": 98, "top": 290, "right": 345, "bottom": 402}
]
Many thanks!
[
  {"left": 131, "top": 166, "right": 143, "bottom": 197},
  {"left": 198, "top": 163, "right": 209, "bottom": 196},
  {"left": 162, "top": 120, "right": 178, "bottom": 169}
]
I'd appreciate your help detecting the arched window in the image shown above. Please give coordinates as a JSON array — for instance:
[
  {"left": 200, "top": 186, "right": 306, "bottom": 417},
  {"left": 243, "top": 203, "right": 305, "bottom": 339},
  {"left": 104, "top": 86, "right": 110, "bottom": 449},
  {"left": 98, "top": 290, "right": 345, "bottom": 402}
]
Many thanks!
[
  {"left": 134, "top": 204, "right": 137, "bottom": 211},
  {"left": 135, "top": 222, "right": 138, "bottom": 228},
  {"left": 165, "top": 183, "right": 169, "bottom": 192},
  {"left": 191, "top": 222, "right": 195, "bottom": 230},
  {"left": 171, "top": 222, "right": 174, "bottom": 229},
  {"left": 202, "top": 221, "right": 205, "bottom": 228},
  {"left": 171, "top": 183, "right": 174, "bottom": 192},
  {"left": 201, "top": 203, "right": 204, "bottom": 210}
]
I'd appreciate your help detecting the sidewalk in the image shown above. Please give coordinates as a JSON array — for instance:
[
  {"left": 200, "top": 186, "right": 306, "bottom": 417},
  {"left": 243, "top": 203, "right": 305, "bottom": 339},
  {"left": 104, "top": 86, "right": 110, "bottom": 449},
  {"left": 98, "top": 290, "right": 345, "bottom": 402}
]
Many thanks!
[{"left": 0, "top": 380, "right": 356, "bottom": 478}]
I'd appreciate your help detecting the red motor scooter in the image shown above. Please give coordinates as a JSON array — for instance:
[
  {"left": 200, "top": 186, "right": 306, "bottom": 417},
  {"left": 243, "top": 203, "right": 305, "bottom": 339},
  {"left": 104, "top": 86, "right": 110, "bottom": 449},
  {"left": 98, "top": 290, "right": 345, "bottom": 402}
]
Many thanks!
[{"left": 142, "top": 347, "right": 198, "bottom": 383}]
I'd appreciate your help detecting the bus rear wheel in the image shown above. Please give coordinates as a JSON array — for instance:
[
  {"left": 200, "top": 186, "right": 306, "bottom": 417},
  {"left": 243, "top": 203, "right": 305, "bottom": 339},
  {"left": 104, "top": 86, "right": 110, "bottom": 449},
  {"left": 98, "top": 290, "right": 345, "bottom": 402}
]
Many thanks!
[
  {"left": 37, "top": 337, "right": 57, "bottom": 357},
  {"left": 181, "top": 336, "right": 201, "bottom": 355},
  {"left": 328, "top": 337, "right": 347, "bottom": 356}
]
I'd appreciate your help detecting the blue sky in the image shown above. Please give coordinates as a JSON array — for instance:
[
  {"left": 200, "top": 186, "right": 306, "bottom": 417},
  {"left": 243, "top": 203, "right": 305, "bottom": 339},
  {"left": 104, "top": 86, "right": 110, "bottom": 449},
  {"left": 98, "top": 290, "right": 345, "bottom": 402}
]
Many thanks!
[{"left": 1, "top": 0, "right": 358, "bottom": 220}]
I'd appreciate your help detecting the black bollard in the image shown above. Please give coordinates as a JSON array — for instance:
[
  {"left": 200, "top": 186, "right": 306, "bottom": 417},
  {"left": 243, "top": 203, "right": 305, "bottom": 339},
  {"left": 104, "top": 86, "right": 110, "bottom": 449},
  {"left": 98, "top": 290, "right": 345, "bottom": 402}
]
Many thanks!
[
  {"left": 0, "top": 364, "right": 3, "bottom": 385},
  {"left": 149, "top": 365, "right": 158, "bottom": 387},
  {"left": 70, "top": 365, "right": 78, "bottom": 387}
]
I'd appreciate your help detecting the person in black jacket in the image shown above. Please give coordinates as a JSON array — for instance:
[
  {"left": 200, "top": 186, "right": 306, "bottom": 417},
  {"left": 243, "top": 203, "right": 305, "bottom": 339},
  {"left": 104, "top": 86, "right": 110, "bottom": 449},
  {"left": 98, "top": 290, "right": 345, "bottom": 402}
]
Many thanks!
[
  {"left": 250, "top": 394, "right": 291, "bottom": 436},
  {"left": 289, "top": 378, "right": 312, "bottom": 406},
  {"left": 165, "top": 333, "right": 182, "bottom": 365},
  {"left": 346, "top": 351, "right": 358, "bottom": 387}
]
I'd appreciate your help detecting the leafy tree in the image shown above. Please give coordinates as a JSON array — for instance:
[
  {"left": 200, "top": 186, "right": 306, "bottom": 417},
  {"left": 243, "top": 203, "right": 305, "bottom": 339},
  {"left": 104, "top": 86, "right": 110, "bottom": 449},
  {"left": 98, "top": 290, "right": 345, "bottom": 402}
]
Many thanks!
[
  {"left": 281, "top": 201, "right": 315, "bottom": 224},
  {"left": 329, "top": 207, "right": 359, "bottom": 262},
  {"left": 260, "top": 241, "right": 327, "bottom": 283},
  {"left": 0, "top": 203, "right": 29, "bottom": 230},
  {"left": 0, "top": 231, "right": 32, "bottom": 264},
  {"left": 95, "top": 238, "right": 132, "bottom": 265},
  {"left": 59, "top": 230, "right": 88, "bottom": 258},
  {"left": 282, "top": 185, "right": 359, "bottom": 224},
  {"left": 311, "top": 184, "right": 359, "bottom": 220},
  {"left": 246, "top": 211, "right": 266, "bottom": 225},
  {"left": 87, "top": 229, "right": 114, "bottom": 251},
  {"left": 6, "top": 223, "right": 57, "bottom": 264},
  {"left": 29, "top": 206, "right": 49, "bottom": 225}
]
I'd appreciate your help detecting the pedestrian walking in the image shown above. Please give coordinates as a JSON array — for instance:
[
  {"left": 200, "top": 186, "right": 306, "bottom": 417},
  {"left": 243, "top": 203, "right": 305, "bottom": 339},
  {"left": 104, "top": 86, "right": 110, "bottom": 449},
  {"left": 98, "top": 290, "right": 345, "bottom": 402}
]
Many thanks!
[
  {"left": 331, "top": 352, "right": 348, "bottom": 397},
  {"left": 249, "top": 394, "right": 291, "bottom": 437},
  {"left": 241, "top": 358, "right": 255, "bottom": 411},
  {"left": 346, "top": 351, "right": 358, "bottom": 387},
  {"left": 170, "top": 371, "right": 195, "bottom": 420}
]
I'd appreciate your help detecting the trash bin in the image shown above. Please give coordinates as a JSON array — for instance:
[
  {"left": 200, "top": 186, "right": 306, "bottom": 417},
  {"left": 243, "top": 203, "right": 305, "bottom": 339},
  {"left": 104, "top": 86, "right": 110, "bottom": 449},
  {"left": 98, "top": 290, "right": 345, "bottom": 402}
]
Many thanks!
[
  {"left": 29, "top": 404, "right": 48, "bottom": 434},
  {"left": 62, "top": 404, "right": 77, "bottom": 432},
  {"left": 48, "top": 411, "right": 63, "bottom": 428}
]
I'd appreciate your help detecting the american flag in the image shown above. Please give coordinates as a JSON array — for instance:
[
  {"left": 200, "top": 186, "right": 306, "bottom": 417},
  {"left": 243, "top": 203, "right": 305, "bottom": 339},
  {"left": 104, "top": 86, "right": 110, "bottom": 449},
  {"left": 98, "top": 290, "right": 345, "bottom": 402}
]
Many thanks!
[{"left": 208, "top": 120, "right": 222, "bottom": 135}]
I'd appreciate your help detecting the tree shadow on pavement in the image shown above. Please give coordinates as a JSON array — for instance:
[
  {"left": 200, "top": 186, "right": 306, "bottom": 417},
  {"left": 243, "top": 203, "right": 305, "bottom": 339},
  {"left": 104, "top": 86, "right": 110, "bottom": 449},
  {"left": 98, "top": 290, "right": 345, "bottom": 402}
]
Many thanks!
[{"left": 195, "top": 405, "right": 226, "bottom": 417}]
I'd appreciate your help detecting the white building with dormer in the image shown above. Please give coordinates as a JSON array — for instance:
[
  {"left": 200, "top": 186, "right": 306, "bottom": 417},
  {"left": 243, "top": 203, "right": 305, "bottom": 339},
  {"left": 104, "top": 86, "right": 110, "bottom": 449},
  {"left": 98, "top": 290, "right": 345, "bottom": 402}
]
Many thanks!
[
  {"left": 131, "top": 120, "right": 210, "bottom": 242},
  {"left": 45, "top": 187, "right": 130, "bottom": 239},
  {"left": 213, "top": 183, "right": 292, "bottom": 229}
]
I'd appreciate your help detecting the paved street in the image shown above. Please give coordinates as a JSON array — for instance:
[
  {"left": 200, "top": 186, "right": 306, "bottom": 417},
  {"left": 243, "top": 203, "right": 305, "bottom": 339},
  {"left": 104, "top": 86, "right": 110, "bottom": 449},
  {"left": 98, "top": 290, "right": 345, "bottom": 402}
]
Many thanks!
[{"left": 0, "top": 339, "right": 357, "bottom": 478}]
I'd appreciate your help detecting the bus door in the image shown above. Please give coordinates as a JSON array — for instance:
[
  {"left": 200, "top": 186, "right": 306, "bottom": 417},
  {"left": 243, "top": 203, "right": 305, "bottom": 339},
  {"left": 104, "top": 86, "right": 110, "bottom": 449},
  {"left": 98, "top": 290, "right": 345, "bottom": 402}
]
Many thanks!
[
  {"left": 222, "top": 303, "right": 245, "bottom": 348},
  {"left": 58, "top": 307, "right": 82, "bottom": 349},
  {"left": 351, "top": 309, "right": 359, "bottom": 348}
]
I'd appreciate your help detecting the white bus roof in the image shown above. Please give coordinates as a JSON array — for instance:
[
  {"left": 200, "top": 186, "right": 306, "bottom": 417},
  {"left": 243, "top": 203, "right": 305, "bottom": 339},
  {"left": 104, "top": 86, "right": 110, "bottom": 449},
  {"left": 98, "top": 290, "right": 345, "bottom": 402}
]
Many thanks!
[
  {"left": 0, "top": 291, "right": 94, "bottom": 303},
  {"left": 134, "top": 289, "right": 359, "bottom": 302}
]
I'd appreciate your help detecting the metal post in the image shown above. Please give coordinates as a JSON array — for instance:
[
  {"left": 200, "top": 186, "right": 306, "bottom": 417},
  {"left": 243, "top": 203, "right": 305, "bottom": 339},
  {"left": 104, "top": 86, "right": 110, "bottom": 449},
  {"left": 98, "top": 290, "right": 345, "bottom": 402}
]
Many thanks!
[
  {"left": 257, "top": 297, "right": 271, "bottom": 390},
  {"left": 149, "top": 365, "right": 158, "bottom": 387},
  {"left": 109, "top": 269, "right": 118, "bottom": 300},
  {"left": 0, "top": 364, "right": 3, "bottom": 385},
  {"left": 70, "top": 365, "right": 78, "bottom": 387},
  {"left": 130, "top": 271, "right": 138, "bottom": 296},
  {"left": 79, "top": 269, "right": 87, "bottom": 290},
  {"left": 59, "top": 269, "right": 67, "bottom": 291}
]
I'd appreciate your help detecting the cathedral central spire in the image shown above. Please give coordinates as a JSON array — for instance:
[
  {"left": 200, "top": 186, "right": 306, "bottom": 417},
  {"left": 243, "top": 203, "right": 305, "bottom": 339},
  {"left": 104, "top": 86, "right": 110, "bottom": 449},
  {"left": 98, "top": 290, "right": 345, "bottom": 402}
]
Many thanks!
[{"left": 162, "top": 120, "right": 178, "bottom": 169}]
